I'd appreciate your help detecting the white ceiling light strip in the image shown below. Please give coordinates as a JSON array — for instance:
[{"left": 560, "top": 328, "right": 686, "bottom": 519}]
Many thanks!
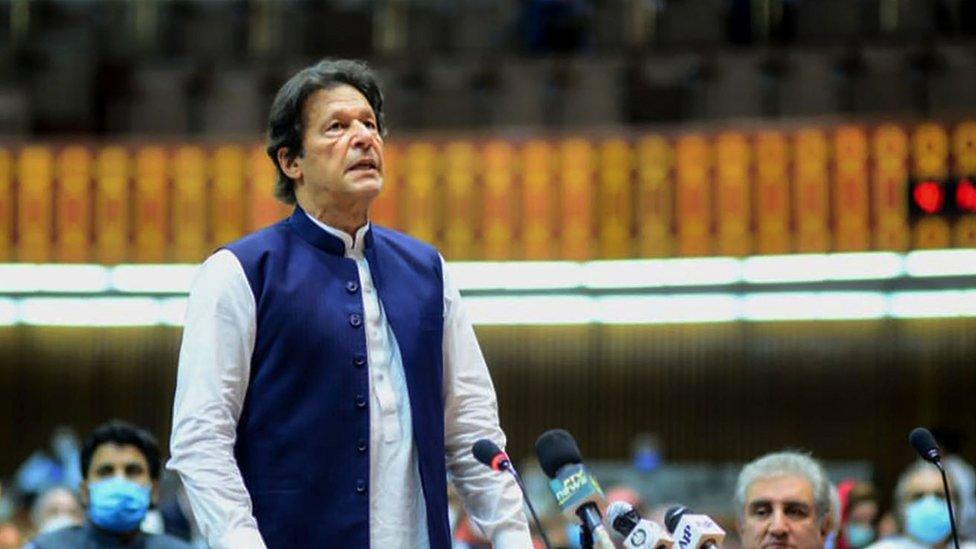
[
  {"left": 0, "top": 264, "right": 111, "bottom": 293},
  {"left": 2, "top": 290, "right": 975, "bottom": 326},
  {"left": 110, "top": 264, "right": 200, "bottom": 294},
  {"left": 0, "top": 249, "right": 973, "bottom": 296},
  {"left": 904, "top": 249, "right": 976, "bottom": 278}
]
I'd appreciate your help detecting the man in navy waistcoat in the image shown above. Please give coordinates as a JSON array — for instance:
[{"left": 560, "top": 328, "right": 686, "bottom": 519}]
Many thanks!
[{"left": 168, "top": 59, "right": 531, "bottom": 549}]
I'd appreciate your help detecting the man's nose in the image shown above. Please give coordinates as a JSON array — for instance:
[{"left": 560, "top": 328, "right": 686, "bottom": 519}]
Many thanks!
[
  {"left": 769, "top": 510, "right": 789, "bottom": 535},
  {"left": 349, "top": 121, "right": 374, "bottom": 148}
]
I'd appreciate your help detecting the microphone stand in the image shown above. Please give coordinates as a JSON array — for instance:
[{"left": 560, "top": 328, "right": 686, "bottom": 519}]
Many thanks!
[
  {"left": 503, "top": 463, "right": 552, "bottom": 549},
  {"left": 935, "top": 461, "right": 962, "bottom": 549}
]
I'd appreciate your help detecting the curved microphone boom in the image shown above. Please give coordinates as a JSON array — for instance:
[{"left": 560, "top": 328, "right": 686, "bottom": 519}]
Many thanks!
[
  {"left": 471, "top": 439, "right": 551, "bottom": 549},
  {"left": 909, "top": 427, "right": 960, "bottom": 549}
]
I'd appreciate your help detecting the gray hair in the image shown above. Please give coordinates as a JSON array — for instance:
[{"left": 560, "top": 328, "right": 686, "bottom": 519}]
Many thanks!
[
  {"left": 734, "top": 451, "right": 833, "bottom": 523},
  {"left": 893, "top": 460, "right": 957, "bottom": 518}
]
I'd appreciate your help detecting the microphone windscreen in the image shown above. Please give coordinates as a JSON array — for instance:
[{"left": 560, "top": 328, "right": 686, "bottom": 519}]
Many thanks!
[
  {"left": 472, "top": 439, "right": 503, "bottom": 467},
  {"left": 910, "top": 427, "right": 941, "bottom": 462},
  {"left": 664, "top": 505, "right": 688, "bottom": 533},
  {"left": 535, "top": 429, "right": 583, "bottom": 478}
]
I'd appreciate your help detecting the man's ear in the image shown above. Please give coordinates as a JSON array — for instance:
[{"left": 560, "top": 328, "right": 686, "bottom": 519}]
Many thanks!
[
  {"left": 79, "top": 480, "right": 89, "bottom": 507},
  {"left": 820, "top": 514, "right": 833, "bottom": 539},
  {"left": 277, "top": 147, "right": 302, "bottom": 181}
]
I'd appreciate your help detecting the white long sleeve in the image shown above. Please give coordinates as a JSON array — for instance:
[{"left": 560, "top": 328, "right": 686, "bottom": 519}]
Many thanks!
[
  {"left": 441, "top": 256, "right": 533, "bottom": 547},
  {"left": 167, "top": 250, "right": 266, "bottom": 549}
]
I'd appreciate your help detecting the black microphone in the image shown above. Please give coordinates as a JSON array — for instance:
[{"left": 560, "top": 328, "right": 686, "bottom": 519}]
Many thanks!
[
  {"left": 535, "top": 429, "right": 614, "bottom": 549},
  {"left": 471, "top": 439, "right": 551, "bottom": 549},
  {"left": 910, "top": 427, "right": 941, "bottom": 463},
  {"left": 909, "top": 427, "right": 961, "bottom": 549},
  {"left": 664, "top": 505, "right": 726, "bottom": 549}
]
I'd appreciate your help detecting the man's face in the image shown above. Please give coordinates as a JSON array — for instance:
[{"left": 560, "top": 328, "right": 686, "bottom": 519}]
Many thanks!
[
  {"left": 739, "top": 474, "right": 828, "bottom": 549},
  {"left": 902, "top": 468, "right": 946, "bottom": 508},
  {"left": 36, "top": 488, "right": 83, "bottom": 528},
  {"left": 281, "top": 84, "right": 384, "bottom": 209},
  {"left": 80, "top": 443, "right": 156, "bottom": 507}
]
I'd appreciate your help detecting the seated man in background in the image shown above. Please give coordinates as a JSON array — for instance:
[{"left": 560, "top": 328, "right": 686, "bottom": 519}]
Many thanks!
[
  {"left": 26, "top": 420, "right": 190, "bottom": 548},
  {"left": 735, "top": 451, "right": 834, "bottom": 549},
  {"left": 866, "top": 461, "right": 976, "bottom": 549},
  {"left": 30, "top": 485, "right": 83, "bottom": 535}
]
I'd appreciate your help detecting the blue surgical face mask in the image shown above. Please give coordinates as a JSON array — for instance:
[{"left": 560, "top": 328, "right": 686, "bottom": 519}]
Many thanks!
[
  {"left": 844, "top": 523, "right": 876, "bottom": 548},
  {"left": 905, "top": 495, "right": 951, "bottom": 545},
  {"left": 87, "top": 477, "right": 151, "bottom": 533}
]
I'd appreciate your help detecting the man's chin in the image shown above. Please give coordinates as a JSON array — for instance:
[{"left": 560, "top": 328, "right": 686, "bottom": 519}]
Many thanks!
[{"left": 344, "top": 174, "right": 383, "bottom": 194}]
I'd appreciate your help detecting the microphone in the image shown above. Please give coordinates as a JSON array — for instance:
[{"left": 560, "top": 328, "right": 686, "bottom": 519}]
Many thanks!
[
  {"left": 473, "top": 439, "right": 511, "bottom": 472},
  {"left": 909, "top": 427, "right": 941, "bottom": 463},
  {"left": 471, "top": 439, "right": 551, "bottom": 549},
  {"left": 908, "top": 427, "right": 961, "bottom": 549},
  {"left": 535, "top": 429, "right": 614, "bottom": 549},
  {"left": 664, "top": 505, "right": 726, "bottom": 549},
  {"left": 607, "top": 500, "right": 674, "bottom": 549}
]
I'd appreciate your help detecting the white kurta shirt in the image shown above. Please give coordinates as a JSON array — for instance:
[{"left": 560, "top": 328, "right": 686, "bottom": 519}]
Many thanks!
[{"left": 168, "top": 214, "right": 532, "bottom": 548}]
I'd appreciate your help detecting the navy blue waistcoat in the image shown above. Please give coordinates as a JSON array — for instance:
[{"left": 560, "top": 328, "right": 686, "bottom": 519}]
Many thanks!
[{"left": 224, "top": 207, "right": 450, "bottom": 548}]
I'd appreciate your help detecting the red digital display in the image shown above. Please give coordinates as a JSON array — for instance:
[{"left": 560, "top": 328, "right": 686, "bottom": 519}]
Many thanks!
[
  {"left": 956, "top": 179, "right": 976, "bottom": 213},
  {"left": 908, "top": 176, "right": 976, "bottom": 219},
  {"left": 913, "top": 181, "right": 944, "bottom": 214}
]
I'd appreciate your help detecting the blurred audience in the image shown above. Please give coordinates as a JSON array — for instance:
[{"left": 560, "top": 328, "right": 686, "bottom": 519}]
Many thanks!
[
  {"left": 735, "top": 451, "right": 833, "bottom": 549},
  {"left": 836, "top": 480, "right": 881, "bottom": 549},
  {"left": 25, "top": 420, "right": 191, "bottom": 549},
  {"left": 866, "top": 461, "right": 975, "bottom": 549},
  {"left": 30, "top": 486, "right": 83, "bottom": 535}
]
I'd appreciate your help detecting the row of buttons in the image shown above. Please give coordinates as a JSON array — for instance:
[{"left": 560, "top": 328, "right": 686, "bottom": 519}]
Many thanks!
[{"left": 348, "top": 278, "right": 368, "bottom": 496}]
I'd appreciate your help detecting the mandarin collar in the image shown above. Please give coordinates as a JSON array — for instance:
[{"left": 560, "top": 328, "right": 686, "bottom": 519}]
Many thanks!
[{"left": 288, "top": 206, "right": 372, "bottom": 256}]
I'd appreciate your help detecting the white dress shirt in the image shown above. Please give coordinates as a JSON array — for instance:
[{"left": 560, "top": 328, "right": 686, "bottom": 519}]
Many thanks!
[{"left": 168, "top": 214, "right": 532, "bottom": 549}]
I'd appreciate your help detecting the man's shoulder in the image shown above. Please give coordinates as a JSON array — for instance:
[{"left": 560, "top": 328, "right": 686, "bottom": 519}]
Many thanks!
[
  {"left": 371, "top": 225, "right": 439, "bottom": 258},
  {"left": 144, "top": 532, "right": 195, "bottom": 549},
  {"left": 27, "top": 525, "right": 86, "bottom": 548}
]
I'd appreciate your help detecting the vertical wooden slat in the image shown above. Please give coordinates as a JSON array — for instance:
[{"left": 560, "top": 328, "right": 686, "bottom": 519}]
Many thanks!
[
  {"left": 55, "top": 146, "right": 93, "bottom": 262},
  {"left": 872, "top": 125, "right": 910, "bottom": 250},
  {"left": 833, "top": 126, "right": 871, "bottom": 251},
  {"left": 793, "top": 129, "right": 831, "bottom": 252},
  {"left": 172, "top": 145, "right": 208, "bottom": 261},
  {"left": 133, "top": 146, "right": 169, "bottom": 262},
  {"left": 401, "top": 142, "right": 438, "bottom": 246},
  {"left": 755, "top": 131, "right": 791, "bottom": 254},
  {"left": 522, "top": 140, "right": 554, "bottom": 260},
  {"left": 560, "top": 139, "right": 595, "bottom": 260},
  {"left": 211, "top": 145, "right": 246, "bottom": 248},
  {"left": 675, "top": 135, "right": 712, "bottom": 256},
  {"left": 715, "top": 132, "right": 752, "bottom": 256},
  {"left": 17, "top": 146, "right": 54, "bottom": 262},
  {"left": 0, "top": 148, "right": 10, "bottom": 261},
  {"left": 636, "top": 135, "right": 672, "bottom": 258},
  {"left": 94, "top": 146, "right": 130, "bottom": 264},
  {"left": 598, "top": 139, "right": 634, "bottom": 258},
  {"left": 951, "top": 121, "right": 976, "bottom": 247},
  {"left": 911, "top": 123, "right": 951, "bottom": 249},
  {"left": 443, "top": 142, "right": 478, "bottom": 260},
  {"left": 482, "top": 141, "right": 516, "bottom": 260}
]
